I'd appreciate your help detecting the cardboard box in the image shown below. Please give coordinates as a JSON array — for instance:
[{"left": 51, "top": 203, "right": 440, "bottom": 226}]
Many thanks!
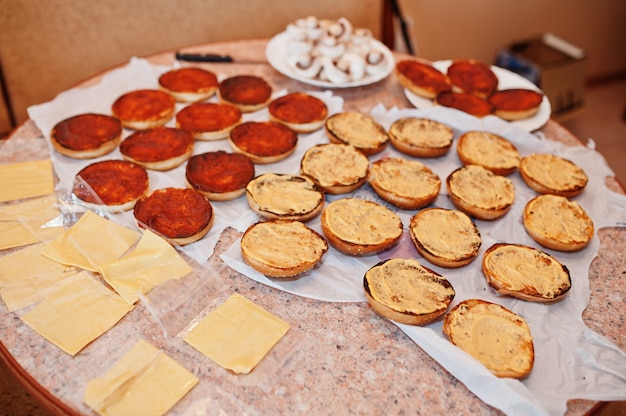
[{"left": 495, "top": 33, "right": 586, "bottom": 117}]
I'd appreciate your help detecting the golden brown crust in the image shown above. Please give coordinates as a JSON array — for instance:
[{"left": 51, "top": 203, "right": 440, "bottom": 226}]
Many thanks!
[
  {"left": 73, "top": 159, "right": 149, "bottom": 212},
  {"left": 51, "top": 113, "right": 122, "bottom": 159},
  {"left": 228, "top": 121, "right": 298, "bottom": 164},
  {"left": 240, "top": 219, "right": 328, "bottom": 278},
  {"left": 218, "top": 75, "right": 272, "bottom": 112},
  {"left": 446, "top": 59, "right": 498, "bottom": 99},
  {"left": 456, "top": 131, "right": 520, "bottom": 176},
  {"left": 443, "top": 299, "right": 535, "bottom": 379},
  {"left": 268, "top": 92, "right": 328, "bottom": 133},
  {"left": 185, "top": 151, "right": 255, "bottom": 201},
  {"left": 324, "top": 111, "right": 389, "bottom": 156},
  {"left": 119, "top": 127, "right": 194, "bottom": 171},
  {"left": 300, "top": 143, "right": 369, "bottom": 195},
  {"left": 111, "top": 89, "right": 176, "bottom": 130},
  {"left": 523, "top": 194, "right": 594, "bottom": 251},
  {"left": 395, "top": 60, "right": 451, "bottom": 99},
  {"left": 388, "top": 117, "right": 454, "bottom": 158},
  {"left": 488, "top": 88, "right": 544, "bottom": 121},
  {"left": 482, "top": 243, "right": 572, "bottom": 302},
  {"left": 446, "top": 165, "right": 515, "bottom": 220},
  {"left": 245, "top": 173, "right": 324, "bottom": 222},
  {"left": 176, "top": 102, "right": 242, "bottom": 141},
  {"left": 435, "top": 91, "right": 494, "bottom": 118},
  {"left": 133, "top": 187, "right": 214, "bottom": 246},
  {"left": 320, "top": 198, "right": 403, "bottom": 256},
  {"left": 368, "top": 157, "right": 440, "bottom": 210},
  {"left": 409, "top": 208, "right": 481, "bottom": 268},
  {"left": 158, "top": 67, "right": 218, "bottom": 102},
  {"left": 363, "top": 258, "right": 455, "bottom": 325},
  {"left": 519, "top": 153, "right": 588, "bottom": 197}
]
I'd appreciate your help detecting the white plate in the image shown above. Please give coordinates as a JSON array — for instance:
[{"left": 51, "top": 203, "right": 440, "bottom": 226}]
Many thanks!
[
  {"left": 404, "top": 60, "right": 551, "bottom": 132},
  {"left": 265, "top": 31, "right": 395, "bottom": 88}
]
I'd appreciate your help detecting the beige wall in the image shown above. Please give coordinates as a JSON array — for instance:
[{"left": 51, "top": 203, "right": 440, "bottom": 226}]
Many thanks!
[{"left": 398, "top": 0, "right": 626, "bottom": 81}]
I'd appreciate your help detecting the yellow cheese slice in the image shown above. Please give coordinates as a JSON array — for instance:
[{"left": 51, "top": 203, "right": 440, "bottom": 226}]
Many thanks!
[
  {"left": 0, "top": 242, "right": 77, "bottom": 311},
  {"left": 184, "top": 293, "right": 290, "bottom": 374},
  {"left": 20, "top": 271, "right": 132, "bottom": 356},
  {"left": 98, "top": 229, "right": 194, "bottom": 304},
  {"left": 42, "top": 210, "right": 140, "bottom": 271},
  {"left": 0, "top": 159, "right": 55, "bottom": 202},
  {"left": 83, "top": 339, "right": 198, "bottom": 416},
  {"left": 0, "top": 195, "right": 64, "bottom": 250}
]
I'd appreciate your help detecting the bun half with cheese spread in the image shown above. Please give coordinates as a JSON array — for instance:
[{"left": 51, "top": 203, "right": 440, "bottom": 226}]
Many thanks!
[
  {"left": 482, "top": 243, "right": 571, "bottom": 302},
  {"left": 519, "top": 153, "right": 588, "bottom": 197},
  {"left": 446, "top": 164, "right": 515, "bottom": 220},
  {"left": 368, "top": 157, "right": 440, "bottom": 210},
  {"left": 325, "top": 111, "right": 389, "bottom": 155},
  {"left": 245, "top": 173, "right": 324, "bottom": 222},
  {"left": 523, "top": 194, "right": 594, "bottom": 251},
  {"left": 409, "top": 208, "right": 481, "bottom": 268},
  {"left": 388, "top": 117, "right": 454, "bottom": 158},
  {"left": 443, "top": 299, "right": 534, "bottom": 379},
  {"left": 300, "top": 143, "right": 369, "bottom": 194},
  {"left": 321, "top": 198, "right": 403, "bottom": 256},
  {"left": 364, "top": 258, "right": 455, "bottom": 325},
  {"left": 240, "top": 219, "right": 328, "bottom": 279},
  {"left": 457, "top": 131, "right": 520, "bottom": 176}
]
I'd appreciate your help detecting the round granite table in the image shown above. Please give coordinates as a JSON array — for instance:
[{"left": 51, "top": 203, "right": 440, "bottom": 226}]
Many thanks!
[{"left": 0, "top": 39, "right": 624, "bottom": 416}]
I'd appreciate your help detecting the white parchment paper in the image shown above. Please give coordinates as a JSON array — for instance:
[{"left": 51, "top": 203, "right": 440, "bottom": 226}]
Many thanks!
[{"left": 27, "top": 58, "right": 626, "bottom": 415}]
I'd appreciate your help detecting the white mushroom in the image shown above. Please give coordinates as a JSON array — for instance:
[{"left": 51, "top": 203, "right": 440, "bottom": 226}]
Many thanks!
[
  {"left": 315, "top": 36, "right": 346, "bottom": 59},
  {"left": 287, "top": 39, "right": 313, "bottom": 57},
  {"left": 320, "top": 57, "right": 350, "bottom": 83},
  {"left": 337, "top": 53, "right": 366, "bottom": 81},
  {"left": 365, "top": 47, "right": 387, "bottom": 76},
  {"left": 335, "top": 17, "right": 353, "bottom": 43},
  {"left": 291, "top": 55, "right": 323, "bottom": 79},
  {"left": 351, "top": 28, "right": 373, "bottom": 46}
]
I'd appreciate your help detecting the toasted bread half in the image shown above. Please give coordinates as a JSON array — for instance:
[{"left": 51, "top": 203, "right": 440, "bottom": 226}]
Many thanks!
[
  {"left": 446, "top": 59, "right": 498, "bottom": 99},
  {"left": 240, "top": 219, "right": 328, "bottom": 279},
  {"left": 364, "top": 258, "right": 455, "bottom": 325},
  {"left": 321, "top": 198, "right": 403, "bottom": 256},
  {"left": 112, "top": 89, "right": 176, "bottom": 130},
  {"left": 488, "top": 88, "right": 544, "bottom": 121},
  {"left": 395, "top": 59, "right": 451, "bottom": 99},
  {"left": 325, "top": 111, "right": 389, "bottom": 155},
  {"left": 268, "top": 92, "right": 328, "bottom": 133},
  {"left": 519, "top": 153, "right": 588, "bottom": 197},
  {"left": 443, "top": 299, "right": 534, "bottom": 379},
  {"left": 158, "top": 67, "right": 218, "bottom": 103},
  {"left": 457, "top": 131, "right": 520, "bottom": 176},
  {"left": 388, "top": 117, "right": 454, "bottom": 158},
  {"left": 368, "top": 157, "right": 440, "bottom": 210},
  {"left": 51, "top": 113, "right": 122, "bottom": 159},
  {"left": 446, "top": 164, "right": 515, "bottom": 220},
  {"left": 523, "top": 194, "right": 594, "bottom": 251},
  {"left": 482, "top": 243, "right": 571, "bottom": 302},
  {"left": 409, "top": 208, "right": 481, "bottom": 268},
  {"left": 246, "top": 173, "right": 324, "bottom": 222},
  {"left": 300, "top": 143, "right": 369, "bottom": 194},
  {"left": 120, "top": 127, "right": 194, "bottom": 171},
  {"left": 133, "top": 187, "right": 213, "bottom": 246}
]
